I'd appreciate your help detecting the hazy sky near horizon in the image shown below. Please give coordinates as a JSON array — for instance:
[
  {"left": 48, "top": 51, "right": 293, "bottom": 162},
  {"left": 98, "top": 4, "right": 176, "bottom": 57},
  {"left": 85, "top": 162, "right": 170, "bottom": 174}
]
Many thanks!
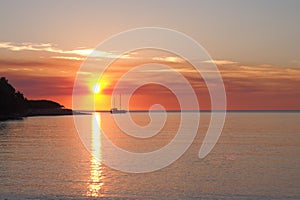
[{"left": 0, "top": 0, "right": 300, "bottom": 110}]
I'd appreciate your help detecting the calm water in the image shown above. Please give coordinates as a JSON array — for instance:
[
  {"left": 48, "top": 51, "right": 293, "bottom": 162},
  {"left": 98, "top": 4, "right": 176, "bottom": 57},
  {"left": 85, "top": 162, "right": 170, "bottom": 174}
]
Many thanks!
[{"left": 0, "top": 112, "right": 299, "bottom": 199}]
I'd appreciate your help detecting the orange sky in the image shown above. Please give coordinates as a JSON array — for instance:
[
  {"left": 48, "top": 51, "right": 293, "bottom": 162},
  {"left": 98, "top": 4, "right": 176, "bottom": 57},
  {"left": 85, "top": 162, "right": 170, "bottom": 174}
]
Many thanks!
[
  {"left": 0, "top": 1, "right": 299, "bottom": 110},
  {"left": 1, "top": 46, "right": 300, "bottom": 110}
]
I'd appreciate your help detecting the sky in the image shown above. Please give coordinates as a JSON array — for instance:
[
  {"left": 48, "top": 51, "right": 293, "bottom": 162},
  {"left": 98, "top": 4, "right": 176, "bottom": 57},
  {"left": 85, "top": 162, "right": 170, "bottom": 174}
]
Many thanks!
[{"left": 0, "top": 0, "right": 299, "bottom": 110}]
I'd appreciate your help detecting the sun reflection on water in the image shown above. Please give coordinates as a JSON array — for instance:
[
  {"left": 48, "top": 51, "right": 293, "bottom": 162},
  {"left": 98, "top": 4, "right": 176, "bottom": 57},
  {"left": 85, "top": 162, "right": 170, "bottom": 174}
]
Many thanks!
[{"left": 87, "top": 113, "right": 104, "bottom": 197}]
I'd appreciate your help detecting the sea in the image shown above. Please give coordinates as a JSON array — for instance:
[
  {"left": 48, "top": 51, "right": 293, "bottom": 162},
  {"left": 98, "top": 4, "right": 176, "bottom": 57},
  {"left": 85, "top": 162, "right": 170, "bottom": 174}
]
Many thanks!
[{"left": 0, "top": 112, "right": 299, "bottom": 199}]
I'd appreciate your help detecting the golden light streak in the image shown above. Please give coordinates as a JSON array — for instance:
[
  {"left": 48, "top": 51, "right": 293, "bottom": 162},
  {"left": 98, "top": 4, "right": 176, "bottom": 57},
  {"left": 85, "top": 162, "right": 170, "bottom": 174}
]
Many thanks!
[{"left": 87, "top": 113, "right": 104, "bottom": 197}]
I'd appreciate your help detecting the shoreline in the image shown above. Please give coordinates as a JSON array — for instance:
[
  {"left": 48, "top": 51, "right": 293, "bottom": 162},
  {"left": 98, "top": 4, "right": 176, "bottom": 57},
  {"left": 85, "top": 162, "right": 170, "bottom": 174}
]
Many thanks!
[{"left": 0, "top": 109, "right": 88, "bottom": 122}]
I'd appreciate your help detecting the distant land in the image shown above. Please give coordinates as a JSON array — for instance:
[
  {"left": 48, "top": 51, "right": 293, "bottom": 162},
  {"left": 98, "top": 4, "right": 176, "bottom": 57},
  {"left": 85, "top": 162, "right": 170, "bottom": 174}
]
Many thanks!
[{"left": 0, "top": 77, "right": 76, "bottom": 121}]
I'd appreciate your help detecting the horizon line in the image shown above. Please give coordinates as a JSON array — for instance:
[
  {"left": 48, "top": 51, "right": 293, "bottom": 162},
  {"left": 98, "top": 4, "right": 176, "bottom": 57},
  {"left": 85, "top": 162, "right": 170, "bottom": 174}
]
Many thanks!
[{"left": 75, "top": 109, "right": 300, "bottom": 113}]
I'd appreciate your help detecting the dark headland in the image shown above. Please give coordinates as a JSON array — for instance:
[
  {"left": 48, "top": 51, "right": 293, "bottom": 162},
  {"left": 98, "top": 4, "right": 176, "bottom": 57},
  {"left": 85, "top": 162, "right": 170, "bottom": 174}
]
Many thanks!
[{"left": 0, "top": 77, "right": 77, "bottom": 121}]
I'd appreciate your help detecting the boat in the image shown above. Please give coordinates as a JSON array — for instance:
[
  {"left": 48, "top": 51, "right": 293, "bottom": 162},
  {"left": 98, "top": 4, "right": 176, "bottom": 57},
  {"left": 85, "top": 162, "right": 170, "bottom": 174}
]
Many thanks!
[
  {"left": 110, "top": 94, "right": 127, "bottom": 114},
  {"left": 110, "top": 107, "right": 127, "bottom": 114}
]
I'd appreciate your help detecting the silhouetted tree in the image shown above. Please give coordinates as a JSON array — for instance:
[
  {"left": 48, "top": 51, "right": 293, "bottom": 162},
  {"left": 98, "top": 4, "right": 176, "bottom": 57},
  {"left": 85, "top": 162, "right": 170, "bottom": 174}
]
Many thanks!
[{"left": 0, "top": 77, "right": 28, "bottom": 115}]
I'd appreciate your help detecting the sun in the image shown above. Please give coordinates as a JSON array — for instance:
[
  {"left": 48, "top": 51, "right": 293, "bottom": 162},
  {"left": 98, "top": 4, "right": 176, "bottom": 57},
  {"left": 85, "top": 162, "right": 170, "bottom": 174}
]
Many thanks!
[
  {"left": 92, "top": 83, "right": 101, "bottom": 94},
  {"left": 91, "top": 80, "right": 109, "bottom": 94}
]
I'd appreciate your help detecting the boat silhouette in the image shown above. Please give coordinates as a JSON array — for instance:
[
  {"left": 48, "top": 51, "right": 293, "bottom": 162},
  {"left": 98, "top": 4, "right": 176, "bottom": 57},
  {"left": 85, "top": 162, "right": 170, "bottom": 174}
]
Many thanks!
[{"left": 110, "top": 94, "right": 127, "bottom": 114}]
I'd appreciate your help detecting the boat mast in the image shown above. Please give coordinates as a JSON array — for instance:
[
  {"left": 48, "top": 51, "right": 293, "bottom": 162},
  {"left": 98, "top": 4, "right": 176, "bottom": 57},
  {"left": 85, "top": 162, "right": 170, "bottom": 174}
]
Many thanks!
[
  {"left": 113, "top": 95, "right": 115, "bottom": 108},
  {"left": 119, "top": 94, "right": 121, "bottom": 110}
]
